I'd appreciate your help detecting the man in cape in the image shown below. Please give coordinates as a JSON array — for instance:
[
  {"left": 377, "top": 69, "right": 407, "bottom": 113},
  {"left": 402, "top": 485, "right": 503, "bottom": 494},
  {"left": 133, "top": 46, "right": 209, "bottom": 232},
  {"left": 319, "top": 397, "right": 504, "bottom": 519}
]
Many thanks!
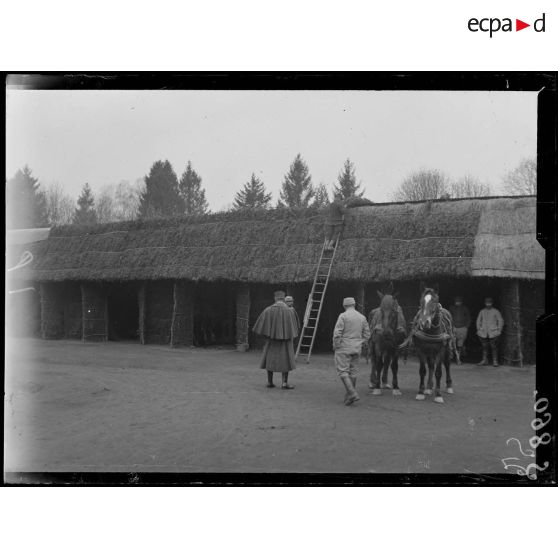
[{"left": 253, "top": 290, "right": 299, "bottom": 389}]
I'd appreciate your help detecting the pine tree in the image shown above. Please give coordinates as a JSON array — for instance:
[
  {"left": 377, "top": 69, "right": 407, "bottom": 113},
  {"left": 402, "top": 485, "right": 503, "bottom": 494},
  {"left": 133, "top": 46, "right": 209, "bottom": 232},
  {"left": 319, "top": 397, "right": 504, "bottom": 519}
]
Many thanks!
[
  {"left": 73, "top": 183, "right": 97, "bottom": 225},
  {"left": 138, "top": 160, "right": 184, "bottom": 219},
  {"left": 233, "top": 174, "right": 272, "bottom": 210},
  {"left": 278, "top": 154, "right": 315, "bottom": 209},
  {"left": 312, "top": 182, "right": 330, "bottom": 209},
  {"left": 6, "top": 165, "right": 48, "bottom": 229},
  {"left": 178, "top": 161, "right": 209, "bottom": 216},
  {"left": 333, "top": 158, "right": 364, "bottom": 202}
]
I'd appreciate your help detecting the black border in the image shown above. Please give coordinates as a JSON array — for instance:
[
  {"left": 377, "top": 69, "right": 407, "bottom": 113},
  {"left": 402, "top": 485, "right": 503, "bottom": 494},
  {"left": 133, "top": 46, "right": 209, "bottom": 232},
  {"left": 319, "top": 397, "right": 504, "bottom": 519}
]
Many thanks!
[{"left": 3, "top": 72, "right": 557, "bottom": 486}]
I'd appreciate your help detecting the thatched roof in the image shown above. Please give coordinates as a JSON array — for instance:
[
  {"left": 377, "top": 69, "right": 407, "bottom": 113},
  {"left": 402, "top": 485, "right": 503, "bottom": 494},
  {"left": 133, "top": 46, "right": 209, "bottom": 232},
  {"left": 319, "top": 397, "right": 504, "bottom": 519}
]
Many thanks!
[{"left": 17, "top": 196, "right": 543, "bottom": 284}]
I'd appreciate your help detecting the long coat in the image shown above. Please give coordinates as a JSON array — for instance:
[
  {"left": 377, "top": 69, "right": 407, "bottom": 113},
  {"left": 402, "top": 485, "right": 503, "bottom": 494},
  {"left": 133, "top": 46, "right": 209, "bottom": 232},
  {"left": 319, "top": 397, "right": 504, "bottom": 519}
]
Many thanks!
[{"left": 253, "top": 301, "right": 299, "bottom": 373}]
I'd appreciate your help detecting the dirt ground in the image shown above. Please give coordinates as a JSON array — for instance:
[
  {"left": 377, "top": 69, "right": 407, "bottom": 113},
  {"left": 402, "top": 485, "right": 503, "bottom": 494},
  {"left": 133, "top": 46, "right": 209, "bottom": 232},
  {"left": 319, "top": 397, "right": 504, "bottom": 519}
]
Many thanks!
[{"left": 4, "top": 338, "right": 536, "bottom": 474}]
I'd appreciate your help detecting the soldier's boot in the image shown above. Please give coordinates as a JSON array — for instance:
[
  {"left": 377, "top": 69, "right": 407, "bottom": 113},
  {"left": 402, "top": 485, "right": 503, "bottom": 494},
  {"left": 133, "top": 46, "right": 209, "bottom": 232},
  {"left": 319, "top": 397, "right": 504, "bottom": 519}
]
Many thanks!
[
  {"left": 344, "top": 376, "right": 357, "bottom": 403},
  {"left": 477, "top": 349, "right": 488, "bottom": 366},
  {"left": 342, "top": 376, "right": 359, "bottom": 406},
  {"left": 492, "top": 347, "right": 499, "bottom": 367}
]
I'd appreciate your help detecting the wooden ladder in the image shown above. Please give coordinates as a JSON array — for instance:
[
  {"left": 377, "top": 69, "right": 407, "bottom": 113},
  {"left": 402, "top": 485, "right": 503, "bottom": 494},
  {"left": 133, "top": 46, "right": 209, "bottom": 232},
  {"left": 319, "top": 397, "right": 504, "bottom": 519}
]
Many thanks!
[{"left": 295, "top": 232, "right": 340, "bottom": 363}]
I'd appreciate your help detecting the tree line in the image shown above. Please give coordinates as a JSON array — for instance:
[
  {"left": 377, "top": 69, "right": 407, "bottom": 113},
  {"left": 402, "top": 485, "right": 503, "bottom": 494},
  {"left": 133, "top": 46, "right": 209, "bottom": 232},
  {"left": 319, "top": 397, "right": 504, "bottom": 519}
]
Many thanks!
[{"left": 6, "top": 155, "right": 536, "bottom": 229}]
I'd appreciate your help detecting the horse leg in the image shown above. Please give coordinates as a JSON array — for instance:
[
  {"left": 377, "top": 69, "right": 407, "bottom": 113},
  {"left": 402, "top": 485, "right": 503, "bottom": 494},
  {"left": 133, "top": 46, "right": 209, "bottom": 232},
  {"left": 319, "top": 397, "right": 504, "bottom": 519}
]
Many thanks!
[
  {"left": 392, "top": 352, "right": 402, "bottom": 396},
  {"left": 434, "top": 355, "right": 444, "bottom": 403},
  {"left": 381, "top": 353, "right": 392, "bottom": 389},
  {"left": 424, "top": 354, "right": 434, "bottom": 395},
  {"left": 371, "top": 353, "right": 382, "bottom": 395},
  {"left": 416, "top": 354, "right": 426, "bottom": 401},
  {"left": 445, "top": 348, "right": 454, "bottom": 394},
  {"left": 369, "top": 354, "right": 376, "bottom": 389}
]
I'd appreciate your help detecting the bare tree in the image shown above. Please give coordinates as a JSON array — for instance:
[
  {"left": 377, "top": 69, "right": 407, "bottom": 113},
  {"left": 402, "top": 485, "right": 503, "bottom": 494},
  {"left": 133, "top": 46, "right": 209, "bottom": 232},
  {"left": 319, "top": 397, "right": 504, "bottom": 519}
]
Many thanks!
[
  {"left": 44, "top": 182, "right": 75, "bottom": 226},
  {"left": 449, "top": 175, "right": 492, "bottom": 198},
  {"left": 96, "top": 190, "right": 117, "bottom": 223},
  {"left": 95, "top": 179, "right": 143, "bottom": 223},
  {"left": 502, "top": 157, "right": 536, "bottom": 195},
  {"left": 392, "top": 169, "right": 450, "bottom": 202},
  {"left": 114, "top": 179, "right": 143, "bottom": 220}
]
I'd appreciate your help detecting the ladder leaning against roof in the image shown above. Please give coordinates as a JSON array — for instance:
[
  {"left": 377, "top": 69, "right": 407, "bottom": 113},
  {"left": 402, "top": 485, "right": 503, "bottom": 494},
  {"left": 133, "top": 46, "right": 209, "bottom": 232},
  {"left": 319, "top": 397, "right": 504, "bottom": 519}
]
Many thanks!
[{"left": 295, "top": 231, "right": 341, "bottom": 363}]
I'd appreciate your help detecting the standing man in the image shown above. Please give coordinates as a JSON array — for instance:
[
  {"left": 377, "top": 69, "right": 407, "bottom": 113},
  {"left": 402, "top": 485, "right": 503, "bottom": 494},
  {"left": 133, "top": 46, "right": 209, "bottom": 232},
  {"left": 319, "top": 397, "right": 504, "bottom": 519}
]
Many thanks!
[
  {"left": 476, "top": 297, "right": 504, "bottom": 367},
  {"left": 285, "top": 295, "right": 300, "bottom": 330},
  {"left": 324, "top": 193, "right": 346, "bottom": 251},
  {"left": 253, "top": 290, "right": 299, "bottom": 389},
  {"left": 333, "top": 297, "right": 371, "bottom": 405},
  {"left": 449, "top": 295, "right": 471, "bottom": 364}
]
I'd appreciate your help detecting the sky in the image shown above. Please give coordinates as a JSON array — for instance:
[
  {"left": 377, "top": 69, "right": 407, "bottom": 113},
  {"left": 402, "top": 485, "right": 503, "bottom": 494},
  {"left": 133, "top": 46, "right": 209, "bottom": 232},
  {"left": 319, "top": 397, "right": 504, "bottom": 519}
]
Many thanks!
[{"left": 6, "top": 89, "right": 537, "bottom": 210}]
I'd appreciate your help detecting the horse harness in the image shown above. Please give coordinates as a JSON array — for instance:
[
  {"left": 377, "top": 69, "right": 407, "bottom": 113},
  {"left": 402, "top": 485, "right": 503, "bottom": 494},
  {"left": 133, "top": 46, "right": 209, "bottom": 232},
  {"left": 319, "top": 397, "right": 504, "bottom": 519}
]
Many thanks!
[{"left": 399, "top": 303, "right": 454, "bottom": 349}]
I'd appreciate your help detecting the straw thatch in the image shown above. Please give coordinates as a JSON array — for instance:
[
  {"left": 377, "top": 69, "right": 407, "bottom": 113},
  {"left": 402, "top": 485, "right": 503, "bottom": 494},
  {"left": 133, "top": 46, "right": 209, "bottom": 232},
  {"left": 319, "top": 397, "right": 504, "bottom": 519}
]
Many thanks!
[
  {"left": 470, "top": 197, "right": 544, "bottom": 279},
  {"left": 19, "top": 196, "right": 543, "bottom": 284}
]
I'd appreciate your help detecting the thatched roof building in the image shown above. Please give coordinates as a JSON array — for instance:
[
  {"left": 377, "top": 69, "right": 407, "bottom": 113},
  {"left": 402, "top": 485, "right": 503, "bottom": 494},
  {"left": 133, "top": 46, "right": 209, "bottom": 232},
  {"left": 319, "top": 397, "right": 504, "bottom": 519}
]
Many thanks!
[
  {"left": 17, "top": 196, "right": 543, "bottom": 283},
  {"left": 11, "top": 196, "right": 544, "bottom": 365}
]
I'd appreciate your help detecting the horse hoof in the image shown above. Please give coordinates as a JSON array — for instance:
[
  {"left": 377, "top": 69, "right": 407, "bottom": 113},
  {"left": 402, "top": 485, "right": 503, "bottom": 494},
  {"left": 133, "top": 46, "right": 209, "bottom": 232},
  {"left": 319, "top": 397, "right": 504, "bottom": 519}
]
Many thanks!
[
  {"left": 434, "top": 396, "right": 444, "bottom": 404},
  {"left": 381, "top": 383, "right": 393, "bottom": 389},
  {"left": 392, "top": 389, "right": 402, "bottom": 396},
  {"left": 424, "top": 389, "right": 433, "bottom": 395},
  {"left": 446, "top": 387, "right": 454, "bottom": 394},
  {"left": 372, "top": 389, "right": 382, "bottom": 396},
  {"left": 415, "top": 394, "right": 425, "bottom": 401}
]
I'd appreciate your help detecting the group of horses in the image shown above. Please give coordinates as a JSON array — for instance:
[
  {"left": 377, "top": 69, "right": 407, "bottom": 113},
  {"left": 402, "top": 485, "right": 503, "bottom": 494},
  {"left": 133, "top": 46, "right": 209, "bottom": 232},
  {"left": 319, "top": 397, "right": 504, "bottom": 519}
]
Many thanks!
[{"left": 365, "top": 284, "right": 454, "bottom": 404}]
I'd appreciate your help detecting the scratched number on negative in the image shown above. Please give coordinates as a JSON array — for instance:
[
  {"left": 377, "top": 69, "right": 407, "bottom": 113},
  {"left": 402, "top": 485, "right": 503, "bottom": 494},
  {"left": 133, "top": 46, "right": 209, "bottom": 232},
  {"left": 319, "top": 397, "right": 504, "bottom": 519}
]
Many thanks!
[{"left": 502, "top": 391, "right": 550, "bottom": 480}]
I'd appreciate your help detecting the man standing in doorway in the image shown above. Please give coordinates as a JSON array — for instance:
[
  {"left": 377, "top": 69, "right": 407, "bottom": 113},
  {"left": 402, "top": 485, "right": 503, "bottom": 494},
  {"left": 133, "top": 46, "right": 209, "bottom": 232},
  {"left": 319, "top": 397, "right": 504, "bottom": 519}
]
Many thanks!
[
  {"left": 449, "top": 295, "right": 471, "bottom": 364},
  {"left": 333, "top": 297, "right": 371, "bottom": 405},
  {"left": 476, "top": 297, "right": 504, "bottom": 367},
  {"left": 253, "top": 290, "right": 299, "bottom": 389}
]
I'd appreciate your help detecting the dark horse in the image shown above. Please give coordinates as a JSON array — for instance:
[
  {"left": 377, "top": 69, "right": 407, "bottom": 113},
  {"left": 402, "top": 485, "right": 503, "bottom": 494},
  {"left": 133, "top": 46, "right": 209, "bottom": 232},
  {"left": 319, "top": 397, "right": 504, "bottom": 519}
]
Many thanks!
[
  {"left": 402, "top": 286, "right": 454, "bottom": 403},
  {"left": 368, "top": 291, "right": 406, "bottom": 396}
]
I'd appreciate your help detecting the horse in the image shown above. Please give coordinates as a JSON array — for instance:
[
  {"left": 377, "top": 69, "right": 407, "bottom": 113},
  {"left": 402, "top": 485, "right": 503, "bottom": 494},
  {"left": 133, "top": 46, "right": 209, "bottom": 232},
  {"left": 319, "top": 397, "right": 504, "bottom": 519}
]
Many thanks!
[
  {"left": 401, "top": 286, "right": 454, "bottom": 404},
  {"left": 368, "top": 290, "right": 406, "bottom": 396}
]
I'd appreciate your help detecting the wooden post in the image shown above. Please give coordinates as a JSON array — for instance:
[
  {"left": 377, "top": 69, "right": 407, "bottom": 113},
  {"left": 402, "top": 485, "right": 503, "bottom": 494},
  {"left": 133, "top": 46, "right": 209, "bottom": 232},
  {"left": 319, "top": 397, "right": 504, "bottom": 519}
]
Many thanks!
[
  {"left": 138, "top": 282, "right": 146, "bottom": 344},
  {"left": 80, "top": 283, "right": 86, "bottom": 342},
  {"left": 236, "top": 284, "right": 251, "bottom": 352},
  {"left": 502, "top": 279, "right": 523, "bottom": 366},
  {"left": 356, "top": 282, "right": 366, "bottom": 316},
  {"left": 170, "top": 281, "right": 179, "bottom": 347},
  {"left": 514, "top": 279, "right": 524, "bottom": 368},
  {"left": 170, "top": 281, "right": 194, "bottom": 347}
]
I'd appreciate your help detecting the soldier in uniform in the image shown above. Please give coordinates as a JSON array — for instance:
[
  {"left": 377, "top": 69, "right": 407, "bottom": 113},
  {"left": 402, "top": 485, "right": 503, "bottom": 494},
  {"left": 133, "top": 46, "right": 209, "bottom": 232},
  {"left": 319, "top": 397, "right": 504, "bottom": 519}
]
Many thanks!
[
  {"left": 449, "top": 295, "right": 471, "bottom": 363},
  {"left": 324, "top": 194, "right": 346, "bottom": 251},
  {"left": 284, "top": 295, "right": 300, "bottom": 330},
  {"left": 476, "top": 297, "right": 504, "bottom": 367},
  {"left": 333, "top": 297, "right": 371, "bottom": 405}
]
